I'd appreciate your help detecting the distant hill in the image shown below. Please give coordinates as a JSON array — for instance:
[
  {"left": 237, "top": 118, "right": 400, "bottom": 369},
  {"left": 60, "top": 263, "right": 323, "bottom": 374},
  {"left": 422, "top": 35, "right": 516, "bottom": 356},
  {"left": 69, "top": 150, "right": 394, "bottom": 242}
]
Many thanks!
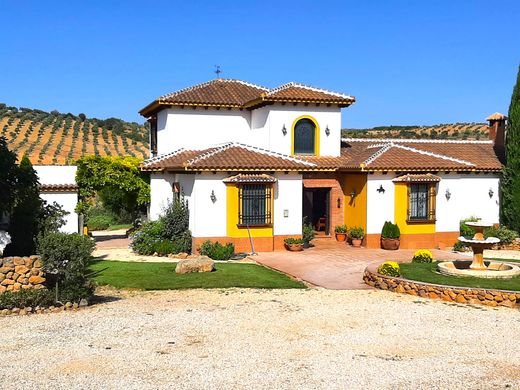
[
  {"left": 0, "top": 103, "right": 149, "bottom": 165},
  {"left": 342, "top": 123, "right": 490, "bottom": 140}
]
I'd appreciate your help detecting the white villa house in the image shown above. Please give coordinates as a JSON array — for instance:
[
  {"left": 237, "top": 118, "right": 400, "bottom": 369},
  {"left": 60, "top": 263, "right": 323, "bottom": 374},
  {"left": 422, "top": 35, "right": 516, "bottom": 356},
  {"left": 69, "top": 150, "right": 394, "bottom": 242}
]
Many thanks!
[{"left": 139, "top": 79, "right": 505, "bottom": 252}]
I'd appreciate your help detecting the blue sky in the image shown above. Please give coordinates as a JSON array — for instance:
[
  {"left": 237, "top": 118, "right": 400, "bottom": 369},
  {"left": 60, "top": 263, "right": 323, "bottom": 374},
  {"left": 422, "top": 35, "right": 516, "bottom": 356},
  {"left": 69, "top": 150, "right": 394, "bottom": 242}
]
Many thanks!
[{"left": 0, "top": 0, "right": 518, "bottom": 128}]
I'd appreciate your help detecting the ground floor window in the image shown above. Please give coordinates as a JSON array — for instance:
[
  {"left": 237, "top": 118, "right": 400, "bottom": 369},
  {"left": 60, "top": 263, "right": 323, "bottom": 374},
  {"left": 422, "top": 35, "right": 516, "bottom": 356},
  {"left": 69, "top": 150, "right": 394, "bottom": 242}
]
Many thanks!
[
  {"left": 239, "top": 184, "right": 272, "bottom": 226},
  {"left": 408, "top": 183, "right": 436, "bottom": 222}
]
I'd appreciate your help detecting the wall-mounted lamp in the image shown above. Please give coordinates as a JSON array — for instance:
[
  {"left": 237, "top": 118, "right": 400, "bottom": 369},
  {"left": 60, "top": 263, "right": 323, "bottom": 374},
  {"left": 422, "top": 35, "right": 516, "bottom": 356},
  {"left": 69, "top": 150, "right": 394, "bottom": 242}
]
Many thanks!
[
  {"left": 349, "top": 190, "right": 356, "bottom": 200},
  {"left": 210, "top": 190, "right": 217, "bottom": 203},
  {"left": 337, "top": 197, "right": 341, "bottom": 208},
  {"left": 325, "top": 125, "right": 331, "bottom": 136},
  {"left": 376, "top": 185, "right": 385, "bottom": 194},
  {"left": 281, "top": 124, "right": 287, "bottom": 136},
  {"left": 488, "top": 188, "right": 494, "bottom": 198},
  {"left": 445, "top": 188, "right": 451, "bottom": 201}
]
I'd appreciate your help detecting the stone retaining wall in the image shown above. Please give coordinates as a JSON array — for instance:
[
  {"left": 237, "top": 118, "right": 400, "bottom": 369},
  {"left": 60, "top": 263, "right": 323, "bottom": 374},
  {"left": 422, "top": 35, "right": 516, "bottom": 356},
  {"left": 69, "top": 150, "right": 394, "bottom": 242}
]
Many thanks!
[
  {"left": 0, "top": 256, "right": 46, "bottom": 293},
  {"left": 364, "top": 263, "right": 520, "bottom": 308}
]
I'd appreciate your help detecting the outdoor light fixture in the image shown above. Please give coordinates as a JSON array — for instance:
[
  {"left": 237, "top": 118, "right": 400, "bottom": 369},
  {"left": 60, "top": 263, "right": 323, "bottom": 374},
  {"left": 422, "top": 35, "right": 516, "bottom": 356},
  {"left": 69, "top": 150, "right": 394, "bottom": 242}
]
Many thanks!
[
  {"left": 325, "top": 126, "right": 330, "bottom": 136},
  {"left": 445, "top": 188, "right": 451, "bottom": 201},
  {"left": 281, "top": 124, "right": 287, "bottom": 136},
  {"left": 488, "top": 188, "right": 494, "bottom": 198},
  {"left": 349, "top": 190, "right": 356, "bottom": 200},
  {"left": 210, "top": 190, "right": 217, "bottom": 203},
  {"left": 377, "top": 185, "right": 385, "bottom": 194}
]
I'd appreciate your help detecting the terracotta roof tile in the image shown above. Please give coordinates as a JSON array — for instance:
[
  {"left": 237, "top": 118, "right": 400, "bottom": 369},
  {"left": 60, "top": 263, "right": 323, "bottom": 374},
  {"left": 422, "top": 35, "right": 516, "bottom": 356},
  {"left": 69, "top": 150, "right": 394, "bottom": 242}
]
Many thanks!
[
  {"left": 141, "top": 143, "right": 319, "bottom": 172},
  {"left": 40, "top": 184, "right": 78, "bottom": 192},
  {"left": 486, "top": 112, "right": 507, "bottom": 121},
  {"left": 222, "top": 173, "right": 277, "bottom": 183},
  {"left": 140, "top": 79, "right": 355, "bottom": 116},
  {"left": 393, "top": 173, "right": 441, "bottom": 182}
]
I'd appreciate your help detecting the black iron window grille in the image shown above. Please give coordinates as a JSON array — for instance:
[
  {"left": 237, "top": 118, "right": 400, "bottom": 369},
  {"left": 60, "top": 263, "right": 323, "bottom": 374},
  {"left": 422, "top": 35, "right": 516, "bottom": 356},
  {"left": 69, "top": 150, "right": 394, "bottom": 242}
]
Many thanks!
[
  {"left": 238, "top": 184, "right": 272, "bottom": 226},
  {"left": 408, "top": 183, "right": 436, "bottom": 222}
]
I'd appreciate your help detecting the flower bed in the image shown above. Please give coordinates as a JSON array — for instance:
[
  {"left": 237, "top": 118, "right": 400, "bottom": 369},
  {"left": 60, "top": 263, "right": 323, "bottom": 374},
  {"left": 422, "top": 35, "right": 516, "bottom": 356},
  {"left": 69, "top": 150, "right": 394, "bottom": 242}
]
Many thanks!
[{"left": 364, "top": 262, "right": 520, "bottom": 309}]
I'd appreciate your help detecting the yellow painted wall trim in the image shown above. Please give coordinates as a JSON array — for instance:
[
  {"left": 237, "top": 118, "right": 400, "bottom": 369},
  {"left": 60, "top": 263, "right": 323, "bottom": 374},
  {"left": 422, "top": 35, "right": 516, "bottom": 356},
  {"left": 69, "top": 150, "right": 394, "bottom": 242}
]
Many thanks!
[
  {"left": 394, "top": 183, "right": 436, "bottom": 234},
  {"left": 340, "top": 173, "right": 368, "bottom": 232},
  {"left": 226, "top": 184, "right": 273, "bottom": 238},
  {"left": 291, "top": 115, "right": 320, "bottom": 157}
]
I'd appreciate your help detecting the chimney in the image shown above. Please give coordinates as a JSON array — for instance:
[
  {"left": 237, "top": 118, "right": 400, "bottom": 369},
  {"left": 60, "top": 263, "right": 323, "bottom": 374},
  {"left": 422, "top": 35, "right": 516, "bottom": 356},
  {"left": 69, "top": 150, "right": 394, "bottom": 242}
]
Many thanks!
[{"left": 486, "top": 112, "right": 507, "bottom": 159}]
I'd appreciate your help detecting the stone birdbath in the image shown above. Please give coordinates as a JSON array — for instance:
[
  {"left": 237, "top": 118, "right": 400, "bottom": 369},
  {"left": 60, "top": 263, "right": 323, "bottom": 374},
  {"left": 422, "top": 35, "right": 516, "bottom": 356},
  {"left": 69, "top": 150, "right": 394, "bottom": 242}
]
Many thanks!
[
  {"left": 438, "top": 221, "right": 520, "bottom": 278},
  {"left": 461, "top": 221, "right": 499, "bottom": 270}
]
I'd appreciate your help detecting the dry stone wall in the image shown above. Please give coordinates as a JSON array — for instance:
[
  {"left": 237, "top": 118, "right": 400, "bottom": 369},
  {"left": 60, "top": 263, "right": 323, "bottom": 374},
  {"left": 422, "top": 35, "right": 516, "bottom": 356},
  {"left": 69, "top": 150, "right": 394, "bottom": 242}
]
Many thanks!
[
  {"left": 0, "top": 256, "right": 46, "bottom": 293},
  {"left": 364, "top": 263, "right": 520, "bottom": 309}
]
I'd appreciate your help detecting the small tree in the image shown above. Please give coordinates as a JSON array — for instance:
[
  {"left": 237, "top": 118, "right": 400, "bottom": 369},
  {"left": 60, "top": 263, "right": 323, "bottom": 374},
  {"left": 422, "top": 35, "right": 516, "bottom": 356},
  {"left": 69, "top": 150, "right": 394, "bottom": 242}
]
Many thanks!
[
  {"left": 0, "top": 137, "right": 18, "bottom": 217},
  {"left": 4, "top": 155, "right": 41, "bottom": 256},
  {"left": 501, "top": 65, "right": 520, "bottom": 232}
]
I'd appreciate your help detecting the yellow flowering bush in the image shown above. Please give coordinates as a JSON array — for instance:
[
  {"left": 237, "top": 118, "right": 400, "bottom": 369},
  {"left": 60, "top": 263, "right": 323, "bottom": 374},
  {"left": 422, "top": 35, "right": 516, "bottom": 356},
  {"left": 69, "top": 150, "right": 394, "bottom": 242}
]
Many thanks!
[
  {"left": 377, "top": 261, "right": 400, "bottom": 277},
  {"left": 412, "top": 249, "right": 434, "bottom": 263}
]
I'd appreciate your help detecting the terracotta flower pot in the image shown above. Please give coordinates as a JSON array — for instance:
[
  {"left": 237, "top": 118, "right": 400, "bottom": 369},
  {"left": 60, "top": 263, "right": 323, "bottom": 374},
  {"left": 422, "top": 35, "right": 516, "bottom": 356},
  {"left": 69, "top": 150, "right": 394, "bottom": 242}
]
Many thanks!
[
  {"left": 381, "top": 237, "right": 400, "bottom": 250},
  {"left": 335, "top": 232, "right": 347, "bottom": 242},
  {"left": 285, "top": 243, "right": 303, "bottom": 252},
  {"left": 351, "top": 238, "right": 363, "bottom": 248}
]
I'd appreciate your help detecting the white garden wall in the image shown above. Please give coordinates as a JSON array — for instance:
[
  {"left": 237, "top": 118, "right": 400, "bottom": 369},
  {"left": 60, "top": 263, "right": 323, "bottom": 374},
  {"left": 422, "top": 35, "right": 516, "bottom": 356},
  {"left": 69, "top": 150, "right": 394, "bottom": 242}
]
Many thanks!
[
  {"left": 40, "top": 192, "right": 79, "bottom": 234},
  {"left": 34, "top": 165, "right": 77, "bottom": 185}
]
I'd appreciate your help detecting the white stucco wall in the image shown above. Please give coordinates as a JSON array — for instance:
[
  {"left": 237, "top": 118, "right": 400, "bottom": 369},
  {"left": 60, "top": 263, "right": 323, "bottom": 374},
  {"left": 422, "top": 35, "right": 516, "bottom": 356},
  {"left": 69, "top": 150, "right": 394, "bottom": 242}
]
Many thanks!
[
  {"left": 149, "top": 172, "right": 195, "bottom": 231},
  {"left": 260, "top": 105, "right": 342, "bottom": 157},
  {"left": 436, "top": 173, "right": 500, "bottom": 232},
  {"left": 155, "top": 104, "right": 342, "bottom": 157},
  {"left": 366, "top": 175, "right": 395, "bottom": 234},
  {"left": 34, "top": 165, "right": 77, "bottom": 185},
  {"left": 365, "top": 172, "right": 501, "bottom": 235},
  {"left": 156, "top": 108, "right": 251, "bottom": 153},
  {"left": 34, "top": 165, "right": 79, "bottom": 233},
  {"left": 40, "top": 192, "right": 79, "bottom": 234},
  {"left": 273, "top": 173, "right": 303, "bottom": 235},
  {"left": 190, "top": 173, "right": 228, "bottom": 238}
]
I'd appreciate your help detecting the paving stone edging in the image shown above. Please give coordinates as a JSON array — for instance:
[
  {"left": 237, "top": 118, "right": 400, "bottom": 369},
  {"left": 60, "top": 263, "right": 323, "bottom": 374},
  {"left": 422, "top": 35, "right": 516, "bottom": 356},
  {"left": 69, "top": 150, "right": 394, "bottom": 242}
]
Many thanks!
[{"left": 363, "top": 262, "right": 520, "bottom": 308}]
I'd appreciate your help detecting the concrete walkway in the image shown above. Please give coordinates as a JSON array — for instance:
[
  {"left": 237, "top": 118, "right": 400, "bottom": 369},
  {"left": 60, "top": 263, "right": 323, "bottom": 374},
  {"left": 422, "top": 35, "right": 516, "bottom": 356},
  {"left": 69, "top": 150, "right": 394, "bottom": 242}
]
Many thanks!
[{"left": 255, "top": 239, "right": 466, "bottom": 290}]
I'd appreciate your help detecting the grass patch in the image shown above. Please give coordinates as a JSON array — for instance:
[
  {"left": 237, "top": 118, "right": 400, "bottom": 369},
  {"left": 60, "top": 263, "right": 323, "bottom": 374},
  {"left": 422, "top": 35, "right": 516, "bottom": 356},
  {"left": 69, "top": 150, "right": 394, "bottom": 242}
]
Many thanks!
[
  {"left": 107, "top": 224, "right": 133, "bottom": 231},
  {"left": 400, "top": 261, "right": 520, "bottom": 291},
  {"left": 90, "top": 260, "right": 306, "bottom": 290}
]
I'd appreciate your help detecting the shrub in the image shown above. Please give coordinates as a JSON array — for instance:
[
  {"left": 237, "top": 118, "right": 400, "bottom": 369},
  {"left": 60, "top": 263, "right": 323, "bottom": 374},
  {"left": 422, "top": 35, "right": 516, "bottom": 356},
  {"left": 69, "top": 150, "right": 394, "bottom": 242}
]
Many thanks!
[
  {"left": 453, "top": 241, "right": 466, "bottom": 252},
  {"left": 162, "top": 198, "right": 190, "bottom": 240},
  {"left": 412, "top": 249, "right": 434, "bottom": 263},
  {"left": 484, "top": 226, "right": 519, "bottom": 244},
  {"left": 199, "top": 240, "right": 234, "bottom": 260},
  {"left": 334, "top": 225, "right": 347, "bottom": 233},
  {"left": 130, "top": 220, "right": 165, "bottom": 255},
  {"left": 284, "top": 237, "right": 304, "bottom": 245},
  {"left": 381, "top": 221, "right": 400, "bottom": 239},
  {"left": 377, "top": 261, "right": 400, "bottom": 277},
  {"left": 302, "top": 222, "right": 315, "bottom": 243},
  {"left": 38, "top": 232, "right": 96, "bottom": 301},
  {"left": 154, "top": 240, "right": 176, "bottom": 256},
  {"left": 0, "top": 288, "right": 55, "bottom": 310},
  {"left": 460, "top": 217, "right": 479, "bottom": 238},
  {"left": 87, "top": 215, "right": 114, "bottom": 231},
  {"left": 348, "top": 226, "right": 364, "bottom": 239}
]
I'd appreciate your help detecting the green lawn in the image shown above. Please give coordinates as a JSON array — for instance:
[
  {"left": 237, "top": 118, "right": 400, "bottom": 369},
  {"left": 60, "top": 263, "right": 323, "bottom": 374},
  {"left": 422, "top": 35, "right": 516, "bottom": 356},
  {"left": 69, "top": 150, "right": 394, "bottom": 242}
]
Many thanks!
[
  {"left": 400, "top": 261, "right": 520, "bottom": 291},
  {"left": 107, "top": 224, "right": 133, "bottom": 231},
  {"left": 90, "top": 260, "right": 306, "bottom": 290}
]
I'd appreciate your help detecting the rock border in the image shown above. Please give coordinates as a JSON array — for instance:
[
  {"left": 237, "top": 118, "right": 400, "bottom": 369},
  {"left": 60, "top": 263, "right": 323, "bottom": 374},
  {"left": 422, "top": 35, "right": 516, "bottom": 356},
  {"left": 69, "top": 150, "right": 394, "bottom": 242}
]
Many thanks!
[
  {"left": 0, "top": 300, "right": 89, "bottom": 317},
  {"left": 363, "top": 262, "right": 520, "bottom": 308}
]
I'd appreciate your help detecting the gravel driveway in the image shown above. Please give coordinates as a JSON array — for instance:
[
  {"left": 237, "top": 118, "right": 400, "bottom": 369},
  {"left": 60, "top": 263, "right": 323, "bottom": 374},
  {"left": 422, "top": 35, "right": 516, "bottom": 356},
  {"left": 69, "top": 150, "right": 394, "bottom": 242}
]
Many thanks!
[{"left": 1, "top": 288, "right": 519, "bottom": 389}]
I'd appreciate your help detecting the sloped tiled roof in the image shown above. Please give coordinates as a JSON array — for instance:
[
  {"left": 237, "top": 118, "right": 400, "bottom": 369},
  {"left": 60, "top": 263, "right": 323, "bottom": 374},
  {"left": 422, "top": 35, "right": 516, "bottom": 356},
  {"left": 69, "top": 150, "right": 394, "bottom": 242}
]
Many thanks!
[
  {"left": 341, "top": 138, "right": 502, "bottom": 171},
  {"left": 485, "top": 112, "right": 507, "bottom": 121},
  {"left": 139, "top": 79, "right": 355, "bottom": 116},
  {"left": 222, "top": 173, "right": 277, "bottom": 183},
  {"left": 141, "top": 143, "right": 320, "bottom": 172},
  {"left": 39, "top": 184, "right": 78, "bottom": 192},
  {"left": 393, "top": 174, "right": 441, "bottom": 183}
]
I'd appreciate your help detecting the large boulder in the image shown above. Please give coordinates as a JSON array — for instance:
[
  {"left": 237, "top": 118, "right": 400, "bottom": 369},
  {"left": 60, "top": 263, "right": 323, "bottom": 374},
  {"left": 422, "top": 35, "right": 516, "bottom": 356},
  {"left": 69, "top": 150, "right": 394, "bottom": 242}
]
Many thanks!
[{"left": 175, "top": 256, "right": 215, "bottom": 274}]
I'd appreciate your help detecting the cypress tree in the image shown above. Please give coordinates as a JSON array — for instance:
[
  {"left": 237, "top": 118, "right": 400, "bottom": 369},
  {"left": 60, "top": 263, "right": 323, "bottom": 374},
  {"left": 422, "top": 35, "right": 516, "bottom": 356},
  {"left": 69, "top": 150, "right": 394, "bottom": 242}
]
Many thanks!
[
  {"left": 501, "top": 65, "right": 520, "bottom": 232},
  {"left": 5, "top": 155, "right": 42, "bottom": 255},
  {"left": 0, "top": 136, "right": 19, "bottom": 218}
]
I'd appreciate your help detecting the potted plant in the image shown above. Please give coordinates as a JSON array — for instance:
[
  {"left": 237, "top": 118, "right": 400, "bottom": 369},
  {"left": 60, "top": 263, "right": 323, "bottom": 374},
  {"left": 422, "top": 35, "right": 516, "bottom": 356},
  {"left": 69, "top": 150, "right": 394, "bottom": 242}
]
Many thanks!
[
  {"left": 302, "top": 221, "right": 316, "bottom": 248},
  {"left": 284, "top": 238, "right": 304, "bottom": 251},
  {"left": 348, "top": 226, "right": 364, "bottom": 247},
  {"left": 381, "top": 221, "right": 400, "bottom": 250},
  {"left": 334, "top": 225, "right": 348, "bottom": 242}
]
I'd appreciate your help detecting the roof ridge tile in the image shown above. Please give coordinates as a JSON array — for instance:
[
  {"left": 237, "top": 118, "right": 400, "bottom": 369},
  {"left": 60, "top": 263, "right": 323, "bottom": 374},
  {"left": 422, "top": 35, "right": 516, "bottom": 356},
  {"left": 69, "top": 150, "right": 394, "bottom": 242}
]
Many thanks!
[{"left": 268, "top": 82, "right": 354, "bottom": 100}]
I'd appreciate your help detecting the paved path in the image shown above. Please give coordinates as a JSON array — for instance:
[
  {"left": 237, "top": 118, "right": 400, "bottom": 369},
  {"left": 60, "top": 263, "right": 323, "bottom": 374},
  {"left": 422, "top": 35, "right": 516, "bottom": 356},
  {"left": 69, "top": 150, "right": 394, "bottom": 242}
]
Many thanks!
[{"left": 255, "top": 239, "right": 466, "bottom": 290}]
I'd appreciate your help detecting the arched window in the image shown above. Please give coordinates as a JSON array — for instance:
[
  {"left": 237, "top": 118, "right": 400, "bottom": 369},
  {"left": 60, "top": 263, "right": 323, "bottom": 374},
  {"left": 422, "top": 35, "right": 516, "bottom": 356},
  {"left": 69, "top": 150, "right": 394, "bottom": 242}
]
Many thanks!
[{"left": 293, "top": 118, "right": 317, "bottom": 155}]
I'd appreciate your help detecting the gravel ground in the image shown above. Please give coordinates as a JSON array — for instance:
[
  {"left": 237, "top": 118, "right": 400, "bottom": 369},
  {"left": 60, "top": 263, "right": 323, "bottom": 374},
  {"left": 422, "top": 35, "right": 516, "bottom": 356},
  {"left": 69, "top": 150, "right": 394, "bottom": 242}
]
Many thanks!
[{"left": 1, "top": 288, "right": 519, "bottom": 390}]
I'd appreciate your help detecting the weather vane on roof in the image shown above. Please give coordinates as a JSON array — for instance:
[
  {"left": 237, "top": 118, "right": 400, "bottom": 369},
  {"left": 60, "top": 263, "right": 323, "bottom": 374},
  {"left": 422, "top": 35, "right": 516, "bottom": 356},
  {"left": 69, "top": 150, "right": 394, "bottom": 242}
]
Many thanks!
[{"left": 214, "top": 65, "right": 222, "bottom": 78}]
